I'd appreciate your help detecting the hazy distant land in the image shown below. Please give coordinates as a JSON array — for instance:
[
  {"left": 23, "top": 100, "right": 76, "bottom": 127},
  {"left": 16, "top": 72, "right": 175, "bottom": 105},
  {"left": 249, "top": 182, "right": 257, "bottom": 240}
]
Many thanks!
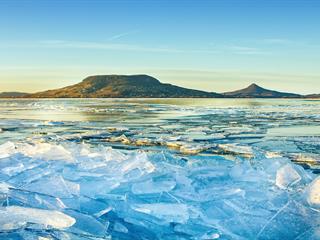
[
  {"left": 0, "top": 92, "right": 29, "bottom": 98},
  {"left": 0, "top": 75, "right": 318, "bottom": 98}
]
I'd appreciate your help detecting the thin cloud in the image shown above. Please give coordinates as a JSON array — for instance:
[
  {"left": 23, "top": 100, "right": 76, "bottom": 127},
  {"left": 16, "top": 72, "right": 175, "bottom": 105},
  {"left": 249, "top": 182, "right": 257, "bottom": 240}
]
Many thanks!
[
  {"left": 41, "top": 40, "right": 224, "bottom": 54},
  {"left": 261, "top": 38, "right": 298, "bottom": 45},
  {"left": 0, "top": 40, "right": 185, "bottom": 53},
  {"left": 108, "top": 30, "right": 139, "bottom": 41},
  {"left": 257, "top": 38, "right": 320, "bottom": 50},
  {"left": 263, "top": 38, "right": 293, "bottom": 44},
  {"left": 234, "top": 51, "right": 270, "bottom": 55},
  {"left": 223, "top": 45, "right": 270, "bottom": 55},
  {"left": 39, "top": 40, "right": 182, "bottom": 52},
  {"left": 0, "top": 40, "right": 222, "bottom": 54}
]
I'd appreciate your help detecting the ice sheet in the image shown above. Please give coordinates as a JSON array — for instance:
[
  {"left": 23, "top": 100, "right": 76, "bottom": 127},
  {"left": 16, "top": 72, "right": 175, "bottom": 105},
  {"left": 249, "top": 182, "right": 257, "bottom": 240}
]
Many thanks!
[{"left": 0, "top": 99, "right": 320, "bottom": 239}]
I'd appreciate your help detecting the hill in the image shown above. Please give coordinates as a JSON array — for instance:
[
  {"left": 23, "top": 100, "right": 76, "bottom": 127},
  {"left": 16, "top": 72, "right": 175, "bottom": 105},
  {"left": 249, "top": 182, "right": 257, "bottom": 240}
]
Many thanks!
[
  {"left": 305, "top": 94, "right": 320, "bottom": 98},
  {"left": 223, "top": 83, "right": 302, "bottom": 98},
  {"left": 9, "top": 77, "right": 314, "bottom": 99},
  {"left": 0, "top": 92, "right": 28, "bottom": 98},
  {"left": 27, "top": 75, "right": 222, "bottom": 98}
]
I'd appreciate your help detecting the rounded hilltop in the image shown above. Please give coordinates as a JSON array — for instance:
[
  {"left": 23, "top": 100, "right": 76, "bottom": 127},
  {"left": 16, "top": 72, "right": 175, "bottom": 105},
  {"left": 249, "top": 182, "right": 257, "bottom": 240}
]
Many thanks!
[{"left": 26, "top": 74, "right": 221, "bottom": 98}]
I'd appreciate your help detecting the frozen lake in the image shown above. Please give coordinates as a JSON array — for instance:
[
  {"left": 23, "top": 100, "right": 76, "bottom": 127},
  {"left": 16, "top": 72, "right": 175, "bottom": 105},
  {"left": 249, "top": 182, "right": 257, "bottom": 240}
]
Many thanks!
[{"left": 0, "top": 98, "right": 320, "bottom": 239}]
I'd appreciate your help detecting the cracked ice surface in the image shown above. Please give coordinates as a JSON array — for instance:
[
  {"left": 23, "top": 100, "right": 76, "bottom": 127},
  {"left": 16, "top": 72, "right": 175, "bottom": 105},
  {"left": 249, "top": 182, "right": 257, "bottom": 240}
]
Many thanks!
[
  {"left": 0, "top": 141, "right": 320, "bottom": 239},
  {"left": 0, "top": 99, "right": 320, "bottom": 239}
]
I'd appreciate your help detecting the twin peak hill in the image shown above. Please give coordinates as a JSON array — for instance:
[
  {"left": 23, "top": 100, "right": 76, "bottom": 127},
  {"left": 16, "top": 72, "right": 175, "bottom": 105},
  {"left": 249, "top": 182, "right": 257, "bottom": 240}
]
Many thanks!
[{"left": 1, "top": 74, "right": 316, "bottom": 98}]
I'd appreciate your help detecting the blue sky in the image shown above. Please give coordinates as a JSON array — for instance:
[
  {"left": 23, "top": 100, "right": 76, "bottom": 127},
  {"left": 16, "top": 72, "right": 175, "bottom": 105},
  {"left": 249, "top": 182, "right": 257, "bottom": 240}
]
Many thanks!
[{"left": 0, "top": 0, "right": 319, "bottom": 94}]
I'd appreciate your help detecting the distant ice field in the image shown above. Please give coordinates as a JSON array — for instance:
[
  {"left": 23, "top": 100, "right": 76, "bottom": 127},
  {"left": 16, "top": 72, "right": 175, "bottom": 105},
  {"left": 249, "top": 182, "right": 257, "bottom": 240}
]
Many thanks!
[{"left": 0, "top": 98, "right": 320, "bottom": 239}]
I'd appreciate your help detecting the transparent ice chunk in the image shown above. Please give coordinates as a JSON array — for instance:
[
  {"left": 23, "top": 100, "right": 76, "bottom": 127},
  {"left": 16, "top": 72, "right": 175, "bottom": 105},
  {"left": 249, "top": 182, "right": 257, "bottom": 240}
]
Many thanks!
[
  {"left": 22, "top": 175, "right": 80, "bottom": 198},
  {"left": 113, "top": 222, "right": 128, "bottom": 233},
  {"left": 275, "top": 163, "right": 301, "bottom": 189},
  {"left": 218, "top": 143, "right": 254, "bottom": 158},
  {"left": 64, "top": 210, "right": 109, "bottom": 237},
  {"left": 131, "top": 178, "right": 176, "bottom": 194},
  {"left": 306, "top": 176, "right": 320, "bottom": 207},
  {"left": 22, "top": 143, "right": 74, "bottom": 162},
  {"left": 0, "top": 206, "right": 75, "bottom": 230},
  {"left": 131, "top": 203, "right": 189, "bottom": 224}
]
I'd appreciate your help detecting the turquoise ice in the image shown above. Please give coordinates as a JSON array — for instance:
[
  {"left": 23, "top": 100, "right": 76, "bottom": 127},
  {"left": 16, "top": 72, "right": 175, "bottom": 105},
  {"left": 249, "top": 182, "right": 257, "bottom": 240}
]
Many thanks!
[{"left": 0, "top": 99, "right": 319, "bottom": 239}]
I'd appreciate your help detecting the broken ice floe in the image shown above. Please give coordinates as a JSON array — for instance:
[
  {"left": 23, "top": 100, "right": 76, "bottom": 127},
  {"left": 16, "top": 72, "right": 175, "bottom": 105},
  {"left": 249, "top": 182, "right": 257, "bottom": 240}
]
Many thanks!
[
  {"left": 0, "top": 141, "right": 320, "bottom": 239},
  {"left": 0, "top": 206, "right": 75, "bottom": 230}
]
